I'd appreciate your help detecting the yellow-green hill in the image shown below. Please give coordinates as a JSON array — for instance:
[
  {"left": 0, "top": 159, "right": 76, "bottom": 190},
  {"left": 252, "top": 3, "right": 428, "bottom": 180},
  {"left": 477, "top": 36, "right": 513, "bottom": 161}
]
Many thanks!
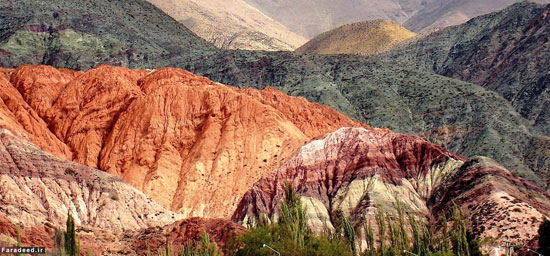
[{"left": 296, "top": 20, "right": 416, "bottom": 56}]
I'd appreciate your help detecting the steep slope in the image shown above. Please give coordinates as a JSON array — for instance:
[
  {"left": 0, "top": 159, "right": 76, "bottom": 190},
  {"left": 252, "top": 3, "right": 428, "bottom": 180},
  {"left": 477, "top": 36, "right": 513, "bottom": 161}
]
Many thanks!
[
  {"left": 0, "top": 0, "right": 214, "bottom": 70},
  {"left": 182, "top": 51, "right": 550, "bottom": 187},
  {"left": 1, "top": 0, "right": 548, "bottom": 190},
  {"left": 0, "top": 128, "right": 181, "bottom": 232},
  {"left": 296, "top": 20, "right": 416, "bottom": 56},
  {"left": 0, "top": 128, "right": 245, "bottom": 255},
  {"left": 147, "top": 0, "right": 307, "bottom": 51},
  {"left": 0, "top": 67, "right": 72, "bottom": 159},
  {"left": 404, "top": 0, "right": 550, "bottom": 32},
  {"left": 381, "top": 2, "right": 550, "bottom": 135},
  {"left": 241, "top": 0, "right": 549, "bottom": 37},
  {"left": 233, "top": 127, "right": 465, "bottom": 229},
  {"left": 429, "top": 156, "right": 550, "bottom": 246},
  {"left": 233, "top": 127, "right": 550, "bottom": 246},
  {"left": 0, "top": 65, "right": 369, "bottom": 219},
  {"left": 241, "top": 0, "right": 419, "bottom": 38}
]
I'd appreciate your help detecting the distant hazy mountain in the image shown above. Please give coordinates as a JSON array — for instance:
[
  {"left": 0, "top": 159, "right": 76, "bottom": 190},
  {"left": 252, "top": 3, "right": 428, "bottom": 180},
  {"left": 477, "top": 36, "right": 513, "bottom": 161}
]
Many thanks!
[
  {"left": 403, "top": 0, "right": 550, "bottom": 31},
  {"left": 242, "top": 0, "right": 550, "bottom": 37},
  {"left": 296, "top": 20, "right": 416, "bottom": 56},
  {"left": 147, "top": 0, "right": 307, "bottom": 51}
]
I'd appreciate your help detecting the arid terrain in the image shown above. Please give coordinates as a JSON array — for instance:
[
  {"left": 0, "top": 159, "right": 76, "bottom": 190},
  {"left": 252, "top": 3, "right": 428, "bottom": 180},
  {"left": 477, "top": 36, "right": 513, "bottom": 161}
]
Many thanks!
[
  {"left": 296, "top": 20, "right": 416, "bottom": 55},
  {"left": 0, "top": 0, "right": 549, "bottom": 255}
]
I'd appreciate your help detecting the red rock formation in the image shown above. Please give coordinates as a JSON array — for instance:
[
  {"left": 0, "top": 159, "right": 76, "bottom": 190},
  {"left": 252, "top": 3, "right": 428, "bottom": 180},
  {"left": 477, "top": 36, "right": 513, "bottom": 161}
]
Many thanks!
[
  {"left": 0, "top": 65, "right": 367, "bottom": 219},
  {"left": 241, "top": 87, "right": 379, "bottom": 138},
  {"left": 131, "top": 217, "right": 245, "bottom": 255},
  {"left": 0, "top": 69, "right": 71, "bottom": 159},
  {"left": 0, "top": 128, "right": 244, "bottom": 255},
  {"left": 429, "top": 157, "right": 550, "bottom": 247},
  {"left": 232, "top": 127, "right": 550, "bottom": 247},
  {"left": 0, "top": 214, "right": 55, "bottom": 249},
  {"left": 232, "top": 127, "right": 465, "bottom": 228}
]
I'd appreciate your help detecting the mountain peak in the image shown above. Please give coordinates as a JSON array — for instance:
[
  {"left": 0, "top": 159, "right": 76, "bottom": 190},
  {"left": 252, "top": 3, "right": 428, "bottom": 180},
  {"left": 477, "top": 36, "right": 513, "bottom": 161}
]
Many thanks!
[{"left": 296, "top": 19, "right": 416, "bottom": 56}]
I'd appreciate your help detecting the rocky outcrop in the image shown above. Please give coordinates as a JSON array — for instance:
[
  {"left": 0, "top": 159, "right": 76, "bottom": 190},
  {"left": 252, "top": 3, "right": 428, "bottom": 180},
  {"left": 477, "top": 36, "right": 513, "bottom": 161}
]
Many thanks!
[
  {"left": 2, "top": 0, "right": 549, "bottom": 189},
  {"left": 429, "top": 157, "right": 550, "bottom": 246},
  {"left": 0, "top": 65, "right": 368, "bottom": 219},
  {"left": 0, "top": 128, "right": 181, "bottom": 232},
  {"left": 296, "top": 20, "right": 416, "bottom": 56},
  {"left": 186, "top": 49, "right": 549, "bottom": 188},
  {"left": 233, "top": 127, "right": 465, "bottom": 229},
  {"left": 382, "top": 2, "right": 550, "bottom": 136},
  {"left": 0, "top": 213, "right": 55, "bottom": 250},
  {"left": 233, "top": 128, "right": 550, "bottom": 246},
  {"left": 131, "top": 217, "right": 245, "bottom": 255},
  {"left": 0, "top": 67, "right": 72, "bottom": 159},
  {"left": 0, "top": 128, "right": 246, "bottom": 255}
]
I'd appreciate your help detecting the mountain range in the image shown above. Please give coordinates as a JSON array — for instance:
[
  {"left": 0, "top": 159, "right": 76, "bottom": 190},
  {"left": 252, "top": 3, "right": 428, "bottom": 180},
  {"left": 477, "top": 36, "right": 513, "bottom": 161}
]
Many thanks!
[
  {"left": 143, "top": 0, "right": 550, "bottom": 51},
  {"left": 1, "top": 66, "right": 548, "bottom": 254},
  {"left": 146, "top": 0, "right": 307, "bottom": 51},
  {"left": 1, "top": 0, "right": 549, "bottom": 254},
  {"left": 381, "top": 1, "right": 550, "bottom": 136},
  {"left": 0, "top": 0, "right": 214, "bottom": 69}
]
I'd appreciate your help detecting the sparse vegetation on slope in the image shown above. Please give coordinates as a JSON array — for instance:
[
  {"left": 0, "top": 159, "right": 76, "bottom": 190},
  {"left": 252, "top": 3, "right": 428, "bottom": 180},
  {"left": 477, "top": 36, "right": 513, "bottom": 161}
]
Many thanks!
[
  {"left": 0, "top": 0, "right": 214, "bottom": 69},
  {"left": 180, "top": 50, "right": 549, "bottom": 186},
  {"left": 296, "top": 20, "right": 416, "bottom": 56},
  {"left": 147, "top": 0, "right": 307, "bottom": 51},
  {"left": 381, "top": 1, "right": 550, "bottom": 136}
]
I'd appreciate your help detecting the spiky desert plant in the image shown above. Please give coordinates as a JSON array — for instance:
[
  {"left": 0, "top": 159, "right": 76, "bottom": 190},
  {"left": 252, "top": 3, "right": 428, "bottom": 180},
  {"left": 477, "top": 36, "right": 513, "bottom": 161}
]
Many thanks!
[
  {"left": 374, "top": 208, "right": 387, "bottom": 256},
  {"left": 146, "top": 243, "right": 151, "bottom": 256},
  {"left": 362, "top": 214, "right": 376, "bottom": 256},
  {"left": 199, "top": 233, "right": 219, "bottom": 256},
  {"left": 279, "top": 184, "right": 309, "bottom": 247},
  {"left": 419, "top": 222, "right": 431, "bottom": 256},
  {"left": 64, "top": 212, "right": 79, "bottom": 256},
  {"left": 342, "top": 215, "right": 357, "bottom": 254},
  {"left": 450, "top": 204, "right": 469, "bottom": 256},
  {"left": 409, "top": 214, "right": 421, "bottom": 255},
  {"left": 54, "top": 227, "right": 65, "bottom": 256},
  {"left": 258, "top": 213, "right": 270, "bottom": 227},
  {"left": 438, "top": 214, "right": 451, "bottom": 253},
  {"left": 395, "top": 201, "right": 409, "bottom": 252}
]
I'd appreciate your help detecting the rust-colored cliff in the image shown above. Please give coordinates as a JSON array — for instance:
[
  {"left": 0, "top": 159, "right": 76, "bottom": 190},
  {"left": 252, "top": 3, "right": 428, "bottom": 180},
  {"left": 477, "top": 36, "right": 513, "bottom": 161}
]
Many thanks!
[{"left": 0, "top": 65, "right": 368, "bottom": 219}]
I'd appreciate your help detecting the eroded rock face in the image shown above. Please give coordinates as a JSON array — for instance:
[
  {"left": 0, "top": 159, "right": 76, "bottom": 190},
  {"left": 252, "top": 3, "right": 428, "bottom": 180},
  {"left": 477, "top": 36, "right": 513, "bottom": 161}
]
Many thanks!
[
  {"left": 429, "top": 157, "right": 550, "bottom": 246},
  {"left": 233, "top": 128, "right": 550, "bottom": 247},
  {"left": 0, "top": 65, "right": 368, "bottom": 219},
  {"left": 130, "top": 217, "right": 245, "bottom": 255},
  {"left": 0, "top": 67, "right": 72, "bottom": 159},
  {"left": 233, "top": 127, "right": 465, "bottom": 230},
  {"left": 0, "top": 129, "right": 246, "bottom": 255},
  {"left": 0, "top": 128, "right": 181, "bottom": 232}
]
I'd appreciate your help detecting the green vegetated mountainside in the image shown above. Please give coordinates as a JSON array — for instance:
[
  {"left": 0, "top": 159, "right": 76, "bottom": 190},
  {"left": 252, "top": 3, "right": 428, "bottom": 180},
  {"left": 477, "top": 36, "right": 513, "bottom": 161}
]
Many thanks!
[
  {"left": 0, "top": 0, "right": 215, "bottom": 70},
  {"left": 380, "top": 1, "right": 550, "bottom": 136},
  {"left": 178, "top": 50, "right": 549, "bottom": 187},
  {"left": 0, "top": 0, "right": 548, "bottom": 187}
]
